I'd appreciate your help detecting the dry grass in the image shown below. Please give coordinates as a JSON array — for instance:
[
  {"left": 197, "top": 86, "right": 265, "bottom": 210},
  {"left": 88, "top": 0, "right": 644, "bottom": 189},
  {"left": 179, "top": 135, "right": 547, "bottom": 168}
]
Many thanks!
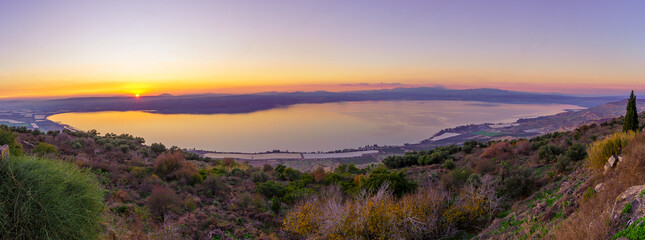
[
  {"left": 553, "top": 132, "right": 645, "bottom": 239},
  {"left": 283, "top": 175, "right": 501, "bottom": 239},
  {"left": 586, "top": 131, "right": 636, "bottom": 171}
]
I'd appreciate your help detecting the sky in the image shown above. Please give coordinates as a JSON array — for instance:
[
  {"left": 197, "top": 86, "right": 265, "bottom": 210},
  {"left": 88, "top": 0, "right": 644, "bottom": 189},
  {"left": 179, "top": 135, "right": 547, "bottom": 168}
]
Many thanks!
[{"left": 1, "top": 0, "right": 645, "bottom": 98}]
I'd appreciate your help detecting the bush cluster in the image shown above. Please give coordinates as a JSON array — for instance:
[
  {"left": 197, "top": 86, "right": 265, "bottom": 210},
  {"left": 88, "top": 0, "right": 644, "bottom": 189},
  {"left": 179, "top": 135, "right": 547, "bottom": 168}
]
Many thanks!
[
  {"left": 0, "top": 156, "right": 104, "bottom": 240},
  {"left": 383, "top": 144, "right": 462, "bottom": 169}
]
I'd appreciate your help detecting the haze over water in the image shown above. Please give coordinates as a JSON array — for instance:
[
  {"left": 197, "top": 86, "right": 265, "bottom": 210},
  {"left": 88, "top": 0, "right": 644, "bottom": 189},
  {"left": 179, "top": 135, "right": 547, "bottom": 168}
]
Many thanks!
[{"left": 48, "top": 100, "right": 584, "bottom": 152}]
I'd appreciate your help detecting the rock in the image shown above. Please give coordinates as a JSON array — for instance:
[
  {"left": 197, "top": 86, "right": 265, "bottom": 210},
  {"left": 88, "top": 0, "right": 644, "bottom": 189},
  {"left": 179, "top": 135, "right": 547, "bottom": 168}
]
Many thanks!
[
  {"left": 0, "top": 145, "right": 9, "bottom": 160},
  {"left": 595, "top": 183, "right": 605, "bottom": 192},
  {"left": 604, "top": 155, "right": 622, "bottom": 174},
  {"left": 612, "top": 185, "right": 645, "bottom": 222},
  {"left": 608, "top": 155, "right": 618, "bottom": 166}
]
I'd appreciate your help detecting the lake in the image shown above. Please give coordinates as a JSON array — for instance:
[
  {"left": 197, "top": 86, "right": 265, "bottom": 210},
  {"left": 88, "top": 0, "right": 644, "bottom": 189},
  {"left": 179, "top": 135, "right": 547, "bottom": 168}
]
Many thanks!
[{"left": 48, "top": 100, "right": 585, "bottom": 152}]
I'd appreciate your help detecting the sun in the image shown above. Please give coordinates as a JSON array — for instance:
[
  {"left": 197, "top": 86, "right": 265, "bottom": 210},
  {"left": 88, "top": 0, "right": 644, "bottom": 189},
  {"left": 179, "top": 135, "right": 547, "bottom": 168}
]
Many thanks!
[{"left": 135, "top": 93, "right": 140, "bottom": 98}]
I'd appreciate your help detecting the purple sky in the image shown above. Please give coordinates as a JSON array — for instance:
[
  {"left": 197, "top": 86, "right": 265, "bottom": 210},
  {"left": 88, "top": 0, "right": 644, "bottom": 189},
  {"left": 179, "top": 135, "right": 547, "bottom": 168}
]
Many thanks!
[{"left": 1, "top": 0, "right": 644, "bottom": 97}]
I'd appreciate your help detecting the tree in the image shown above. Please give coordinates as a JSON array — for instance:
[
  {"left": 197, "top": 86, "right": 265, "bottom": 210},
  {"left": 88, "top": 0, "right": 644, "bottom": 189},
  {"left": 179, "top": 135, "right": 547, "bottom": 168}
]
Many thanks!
[
  {"left": 146, "top": 185, "right": 181, "bottom": 222},
  {"left": 150, "top": 143, "right": 166, "bottom": 154},
  {"left": 623, "top": 90, "right": 639, "bottom": 132}
]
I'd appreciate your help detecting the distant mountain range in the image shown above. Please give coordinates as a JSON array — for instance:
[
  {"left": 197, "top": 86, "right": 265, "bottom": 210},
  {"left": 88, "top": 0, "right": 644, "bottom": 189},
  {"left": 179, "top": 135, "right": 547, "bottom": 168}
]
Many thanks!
[{"left": 0, "top": 87, "right": 624, "bottom": 115}]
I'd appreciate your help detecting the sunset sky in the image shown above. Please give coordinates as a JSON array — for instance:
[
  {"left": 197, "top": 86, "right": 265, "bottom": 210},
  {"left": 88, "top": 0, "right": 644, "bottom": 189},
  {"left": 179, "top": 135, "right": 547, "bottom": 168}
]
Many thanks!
[{"left": 1, "top": 0, "right": 645, "bottom": 98}]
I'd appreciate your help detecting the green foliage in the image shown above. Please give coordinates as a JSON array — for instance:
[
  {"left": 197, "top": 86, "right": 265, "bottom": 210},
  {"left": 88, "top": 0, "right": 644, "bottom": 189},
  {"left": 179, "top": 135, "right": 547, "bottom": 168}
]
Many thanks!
[
  {"left": 537, "top": 144, "right": 564, "bottom": 162},
  {"left": 283, "top": 185, "right": 315, "bottom": 204},
  {"left": 137, "top": 147, "right": 151, "bottom": 157},
  {"left": 382, "top": 153, "right": 419, "bottom": 168},
  {"left": 384, "top": 145, "right": 461, "bottom": 169},
  {"left": 150, "top": 142, "right": 166, "bottom": 154},
  {"left": 230, "top": 168, "right": 244, "bottom": 177},
  {"left": 0, "top": 156, "right": 104, "bottom": 240},
  {"left": 348, "top": 163, "right": 360, "bottom": 173},
  {"left": 251, "top": 171, "right": 269, "bottom": 183},
  {"left": 271, "top": 196, "right": 281, "bottom": 214},
  {"left": 639, "top": 189, "right": 645, "bottom": 198},
  {"left": 442, "top": 159, "right": 456, "bottom": 169},
  {"left": 463, "top": 144, "right": 474, "bottom": 154},
  {"left": 361, "top": 168, "right": 417, "bottom": 197},
  {"left": 582, "top": 187, "right": 595, "bottom": 202},
  {"left": 113, "top": 205, "right": 128, "bottom": 214},
  {"left": 277, "top": 167, "right": 301, "bottom": 181},
  {"left": 554, "top": 155, "right": 571, "bottom": 173},
  {"left": 32, "top": 142, "right": 58, "bottom": 155},
  {"left": 623, "top": 90, "right": 640, "bottom": 132},
  {"left": 565, "top": 143, "right": 587, "bottom": 161},
  {"left": 613, "top": 217, "right": 645, "bottom": 240},
  {"left": 441, "top": 167, "right": 472, "bottom": 190},
  {"left": 71, "top": 141, "right": 83, "bottom": 149},
  {"left": 499, "top": 169, "right": 535, "bottom": 199},
  {"left": 202, "top": 175, "right": 227, "bottom": 198},
  {"left": 274, "top": 164, "right": 286, "bottom": 173},
  {"left": 623, "top": 202, "right": 632, "bottom": 214},
  {"left": 257, "top": 181, "right": 285, "bottom": 199},
  {"left": 184, "top": 151, "right": 200, "bottom": 160},
  {"left": 119, "top": 144, "right": 130, "bottom": 153},
  {"left": 0, "top": 127, "right": 23, "bottom": 156}
]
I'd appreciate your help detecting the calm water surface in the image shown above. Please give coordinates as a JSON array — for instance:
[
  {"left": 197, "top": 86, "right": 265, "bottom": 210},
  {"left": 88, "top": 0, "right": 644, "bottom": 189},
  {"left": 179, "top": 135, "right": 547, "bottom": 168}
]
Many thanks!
[{"left": 48, "top": 101, "right": 585, "bottom": 152}]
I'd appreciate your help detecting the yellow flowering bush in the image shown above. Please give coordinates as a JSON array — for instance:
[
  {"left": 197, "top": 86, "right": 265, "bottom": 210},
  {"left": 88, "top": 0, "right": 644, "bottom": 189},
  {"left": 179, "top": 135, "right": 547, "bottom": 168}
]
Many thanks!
[{"left": 587, "top": 131, "right": 636, "bottom": 170}]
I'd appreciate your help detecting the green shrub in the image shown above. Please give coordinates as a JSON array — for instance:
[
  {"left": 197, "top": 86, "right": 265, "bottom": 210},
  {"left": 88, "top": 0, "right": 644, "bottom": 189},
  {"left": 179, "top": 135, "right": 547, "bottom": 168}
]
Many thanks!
[
  {"left": 202, "top": 176, "right": 227, "bottom": 197},
  {"left": 463, "top": 144, "right": 474, "bottom": 154},
  {"left": 277, "top": 167, "right": 301, "bottom": 181},
  {"left": 257, "top": 181, "right": 285, "bottom": 199},
  {"left": 623, "top": 202, "right": 632, "bottom": 214},
  {"left": 613, "top": 217, "right": 645, "bottom": 240},
  {"left": 582, "top": 187, "right": 595, "bottom": 202},
  {"left": 499, "top": 169, "right": 535, "bottom": 199},
  {"left": 0, "top": 128, "right": 23, "bottom": 156},
  {"left": 587, "top": 131, "right": 637, "bottom": 170},
  {"left": 138, "top": 147, "right": 151, "bottom": 157},
  {"left": 442, "top": 159, "right": 456, "bottom": 169},
  {"left": 71, "top": 141, "right": 83, "bottom": 149},
  {"left": 113, "top": 205, "right": 128, "bottom": 214},
  {"left": 119, "top": 144, "right": 130, "bottom": 153},
  {"left": 0, "top": 156, "right": 104, "bottom": 239},
  {"left": 361, "top": 168, "right": 417, "bottom": 197},
  {"left": 230, "top": 168, "right": 244, "bottom": 177},
  {"left": 538, "top": 144, "right": 564, "bottom": 162},
  {"left": 251, "top": 171, "right": 269, "bottom": 183},
  {"left": 32, "top": 142, "right": 58, "bottom": 155},
  {"left": 271, "top": 196, "right": 281, "bottom": 214},
  {"left": 566, "top": 143, "right": 587, "bottom": 161},
  {"left": 441, "top": 167, "right": 472, "bottom": 190},
  {"left": 150, "top": 142, "right": 166, "bottom": 154},
  {"left": 554, "top": 155, "right": 571, "bottom": 173}
]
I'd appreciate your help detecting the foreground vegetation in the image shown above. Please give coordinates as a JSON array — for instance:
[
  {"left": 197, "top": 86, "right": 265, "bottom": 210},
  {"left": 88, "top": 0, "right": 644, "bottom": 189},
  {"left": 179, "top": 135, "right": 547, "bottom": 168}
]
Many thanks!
[
  {"left": 2, "top": 105, "right": 645, "bottom": 239},
  {"left": 0, "top": 155, "right": 104, "bottom": 240}
]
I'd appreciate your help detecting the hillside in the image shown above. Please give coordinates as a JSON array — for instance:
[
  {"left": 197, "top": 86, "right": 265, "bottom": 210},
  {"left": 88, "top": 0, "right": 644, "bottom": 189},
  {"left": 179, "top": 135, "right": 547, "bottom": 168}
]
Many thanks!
[
  {"left": 1, "top": 109, "right": 645, "bottom": 239},
  {"left": 0, "top": 87, "right": 619, "bottom": 115}
]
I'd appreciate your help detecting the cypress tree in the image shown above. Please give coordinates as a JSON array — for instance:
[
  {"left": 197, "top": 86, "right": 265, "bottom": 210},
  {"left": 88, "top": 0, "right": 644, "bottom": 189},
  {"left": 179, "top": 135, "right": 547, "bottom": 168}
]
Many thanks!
[{"left": 623, "top": 91, "right": 639, "bottom": 132}]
